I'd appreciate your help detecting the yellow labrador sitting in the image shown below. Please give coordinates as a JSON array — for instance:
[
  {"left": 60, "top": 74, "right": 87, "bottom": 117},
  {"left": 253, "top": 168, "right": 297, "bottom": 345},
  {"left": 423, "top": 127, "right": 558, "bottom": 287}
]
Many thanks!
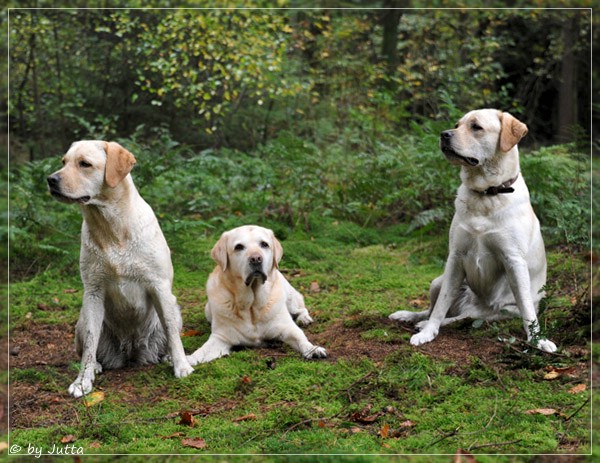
[
  {"left": 390, "top": 109, "right": 557, "bottom": 353},
  {"left": 47, "top": 141, "right": 193, "bottom": 397},
  {"left": 187, "top": 225, "right": 327, "bottom": 365}
]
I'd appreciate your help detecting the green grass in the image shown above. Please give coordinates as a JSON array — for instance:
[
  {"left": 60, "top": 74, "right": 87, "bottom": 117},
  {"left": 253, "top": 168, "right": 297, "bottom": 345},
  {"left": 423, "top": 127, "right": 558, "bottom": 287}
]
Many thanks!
[{"left": 7, "top": 218, "right": 592, "bottom": 457}]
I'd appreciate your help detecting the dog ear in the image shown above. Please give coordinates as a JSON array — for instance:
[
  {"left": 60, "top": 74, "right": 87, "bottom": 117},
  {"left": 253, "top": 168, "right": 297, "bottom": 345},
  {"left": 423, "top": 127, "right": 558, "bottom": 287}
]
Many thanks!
[
  {"left": 104, "top": 142, "right": 137, "bottom": 188},
  {"left": 271, "top": 230, "right": 284, "bottom": 269},
  {"left": 211, "top": 232, "right": 229, "bottom": 271},
  {"left": 500, "top": 112, "right": 528, "bottom": 152}
]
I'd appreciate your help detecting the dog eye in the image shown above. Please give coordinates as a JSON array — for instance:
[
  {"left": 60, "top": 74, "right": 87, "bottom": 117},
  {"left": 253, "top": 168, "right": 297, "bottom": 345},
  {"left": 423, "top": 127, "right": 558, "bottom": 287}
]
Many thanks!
[
  {"left": 79, "top": 160, "right": 92, "bottom": 168},
  {"left": 260, "top": 241, "right": 270, "bottom": 249},
  {"left": 471, "top": 123, "right": 483, "bottom": 131},
  {"left": 234, "top": 244, "right": 245, "bottom": 251}
]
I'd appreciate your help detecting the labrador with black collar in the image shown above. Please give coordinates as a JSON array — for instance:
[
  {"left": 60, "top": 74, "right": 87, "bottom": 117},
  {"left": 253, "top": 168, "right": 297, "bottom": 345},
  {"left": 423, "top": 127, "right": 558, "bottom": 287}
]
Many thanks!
[{"left": 390, "top": 109, "right": 557, "bottom": 353}]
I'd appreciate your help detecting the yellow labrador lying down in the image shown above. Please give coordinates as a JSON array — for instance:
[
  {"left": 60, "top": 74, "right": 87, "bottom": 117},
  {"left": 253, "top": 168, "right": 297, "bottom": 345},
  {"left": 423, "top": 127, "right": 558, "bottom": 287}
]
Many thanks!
[
  {"left": 390, "top": 109, "right": 557, "bottom": 353},
  {"left": 187, "top": 225, "right": 327, "bottom": 365},
  {"left": 47, "top": 141, "right": 193, "bottom": 397}
]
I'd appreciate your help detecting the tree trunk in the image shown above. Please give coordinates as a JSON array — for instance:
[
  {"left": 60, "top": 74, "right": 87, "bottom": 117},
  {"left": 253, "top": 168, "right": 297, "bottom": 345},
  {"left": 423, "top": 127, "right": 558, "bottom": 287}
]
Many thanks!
[
  {"left": 380, "top": 0, "right": 407, "bottom": 76},
  {"left": 557, "top": 16, "right": 577, "bottom": 143}
]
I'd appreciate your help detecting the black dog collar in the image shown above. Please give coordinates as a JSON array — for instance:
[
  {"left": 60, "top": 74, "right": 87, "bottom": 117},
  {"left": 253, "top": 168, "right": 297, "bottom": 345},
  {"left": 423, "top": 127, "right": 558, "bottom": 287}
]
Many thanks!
[{"left": 473, "top": 173, "right": 519, "bottom": 196}]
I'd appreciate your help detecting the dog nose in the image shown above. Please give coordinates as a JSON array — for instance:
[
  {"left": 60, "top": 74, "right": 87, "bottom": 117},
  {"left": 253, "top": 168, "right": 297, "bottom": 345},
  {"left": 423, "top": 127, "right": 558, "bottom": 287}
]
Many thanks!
[
  {"left": 249, "top": 254, "right": 263, "bottom": 266},
  {"left": 440, "top": 130, "right": 453, "bottom": 140},
  {"left": 47, "top": 174, "right": 60, "bottom": 188}
]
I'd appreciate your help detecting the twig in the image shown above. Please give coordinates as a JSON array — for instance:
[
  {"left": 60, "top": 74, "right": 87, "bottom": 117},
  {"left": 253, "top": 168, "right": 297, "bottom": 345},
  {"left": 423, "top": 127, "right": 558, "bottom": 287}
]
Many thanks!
[
  {"left": 469, "top": 439, "right": 522, "bottom": 450},
  {"left": 564, "top": 397, "right": 590, "bottom": 422},
  {"left": 429, "top": 427, "right": 460, "bottom": 447},
  {"left": 342, "top": 371, "right": 376, "bottom": 403},
  {"left": 498, "top": 333, "right": 569, "bottom": 357}
]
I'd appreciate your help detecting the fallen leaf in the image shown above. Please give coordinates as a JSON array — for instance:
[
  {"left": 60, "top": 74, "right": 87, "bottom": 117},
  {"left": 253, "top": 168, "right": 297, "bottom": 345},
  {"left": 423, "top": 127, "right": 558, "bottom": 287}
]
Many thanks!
[
  {"left": 409, "top": 298, "right": 427, "bottom": 307},
  {"left": 318, "top": 420, "right": 326, "bottom": 428},
  {"left": 309, "top": 281, "right": 321, "bottom": 293},
  {"left": 160, "top": 432, "right": 185, "bottom": 439},
  {"left": 37, "top": 303, "right": 50, "bottom": 311},
  {"left": 454, "top": 448, "right": 477, "bottom": 463},
  {"left": 64, "top": 289, "right": 78, "bottom": 294},
  {"left": 379, "top": 424, "right": 390, "bottom": 438},
  {"left": 181, "top": 437, "right": 207, "bottom": 449},
  {"left": 232, "top": 413, "right": 257, "bottom": 422},
  {"left": 544, "top": 371, "right": 560, "bottom": 380},
  {"left": 567, "top": 384, "right": 587, "bottom": 394},
  {"left": 400, "top": 420, "right": 415, "bottom": 427},
  {"left": 544, "top": 366, "right": 577, "bottom": 380},
  {"left": 83, "top": 391, "right": 105, "bottom": 407},
  {"left": 179, "top": 411, "right": 195, "bottom": 427},
  {"left": 241, "top": 375, "right": 252, "bottom": 384},
  {"left": 525, "top": 408, "right": 557, "bottom": 416},
  {"left": 88, "top": 442, "right": 101, "bottom": 449},
  {"left": 181, "top": 329, "right": 203, "bottom": 337},
  {"left": 61, "top": 435, "right": 77, "bottom": 444}
]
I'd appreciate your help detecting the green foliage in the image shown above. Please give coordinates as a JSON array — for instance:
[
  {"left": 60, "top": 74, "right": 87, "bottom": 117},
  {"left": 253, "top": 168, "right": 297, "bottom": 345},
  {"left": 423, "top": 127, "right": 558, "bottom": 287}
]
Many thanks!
[
  {"left": 521, "top": 144, "right": 590, "bottom": 247},
  {"left": 8, "top": 8, "right": 591, "bottom": 158}
]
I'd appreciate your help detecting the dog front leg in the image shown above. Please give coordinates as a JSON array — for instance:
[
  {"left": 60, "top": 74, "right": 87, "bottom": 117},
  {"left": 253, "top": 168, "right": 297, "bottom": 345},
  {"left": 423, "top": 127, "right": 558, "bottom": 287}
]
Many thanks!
[
  {"left": 410, "top": 256, "right": 465, "bottom": 346},
  {"left": 501, "top": 255, "right": 557, "bottom": 353},
  {"left": 187, "top": 334, "right": 232, "bottom": 366},
  {"left": 151, "top": 285, "right": 194, "bottom": 378},
  {"left": 277, "top": 323, "right": 327, "bottom": 359},
  {"left": 69, "top": 293, "right": 104, "bottom": 398}
]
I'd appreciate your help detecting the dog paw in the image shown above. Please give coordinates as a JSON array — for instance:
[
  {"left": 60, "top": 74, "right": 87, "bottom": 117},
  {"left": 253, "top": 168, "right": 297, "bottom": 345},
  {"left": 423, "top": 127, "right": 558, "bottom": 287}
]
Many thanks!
[
  {"left": 174, "top": 361, "right": 194, "bottom": 378},
  {"left": 414, "top": 319, "right": 430, "bottom": 331},
  {"left": 534, "top": 338, "right": 557, "bottom": 353},
  {"left": 410, "top": 324, "right": 438, "bottom": 346},
  {"left": 303, "top": 346, "right": 327, "bottom": 359},
  {"left": 68, "top": 378, "right": 93, "bottom": 398},
  {"left": 94, "top": 362, "right": 103, "bottom": 374},
  {"left": 389, "top": 310, "right": 419, "bottom": 323},
  {"left": 186, "top": 354, "right": 201, "bottom": 367},
  {"left": 295, "top": 311, "right": 314, "bottom": 326}
]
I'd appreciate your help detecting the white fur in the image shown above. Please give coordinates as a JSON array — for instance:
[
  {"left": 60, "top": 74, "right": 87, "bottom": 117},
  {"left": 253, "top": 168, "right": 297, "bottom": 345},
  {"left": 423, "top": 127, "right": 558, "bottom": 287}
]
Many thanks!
[
  {"left": 47, "top": 140, "right": 193, "bottom": 398},
  {"left": 389, "top": 109, "right": 556, "bottom": 353},
  {"left": 187, "top": 225, "right": 326, "bottom": 365}
]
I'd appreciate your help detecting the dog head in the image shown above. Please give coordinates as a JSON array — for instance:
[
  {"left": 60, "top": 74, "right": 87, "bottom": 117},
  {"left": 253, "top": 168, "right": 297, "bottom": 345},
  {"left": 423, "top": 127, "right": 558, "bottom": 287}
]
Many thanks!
[
  {"left": 47, "top": 141, "right": 136, "bottom": 205},
  {"left": 439, "top": 109, "right": 528, "bottom": 167},
  {"left": 211, "top": 225, "right": 284, "bottom": 287}
]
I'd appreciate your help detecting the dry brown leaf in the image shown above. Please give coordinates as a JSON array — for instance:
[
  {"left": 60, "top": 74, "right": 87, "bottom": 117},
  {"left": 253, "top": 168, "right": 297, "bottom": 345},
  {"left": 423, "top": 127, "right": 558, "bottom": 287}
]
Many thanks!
[
  {"left": 181, "top": 329, "right": 203, "bottom": 337},
  {"left": 64, "top": 289, "right": 78, "bottom": 294},
  {"left": 88, "top": 442, "right": 101, "bottom": 449},
  {"left": 454, "top": 448, "right": 477, "bottom": 463},
  {"left": 241, "top": 375, "right": 252, "bottom": 384},
  {"left": 60, "top": 435, "right": 77, "bottom": 444},
  {"left": 525, "top": 408, "right": 557, "bottom": 415},
  {"left": 400, "top": 420, "right": 415, "bottom": 427},
  {"left": 379, "top": 424, "right": 390, "bottom": 438},
  {"left": 544, "top": 366, "right": 577, "bottom": 380},
  {"left": 181, "top": 437, "right": 207, "bottom": 449},
  {"left": 232, "top": 413, "right": 257, "bottom": 422},
  {"left": 318, "top": 420, "right": 326, "bottom": 428},
  {"left": 567, "top": 383, "right": 587, "bottom": 394},
  {"left": 160, "top": 432, "right": 185, "bottom": 439},
  {"left": 178, "top": 411, "right": 195, "bottom": 427},
  {"left": 310, "top": 281, "right": 321, "bottom": 293}
]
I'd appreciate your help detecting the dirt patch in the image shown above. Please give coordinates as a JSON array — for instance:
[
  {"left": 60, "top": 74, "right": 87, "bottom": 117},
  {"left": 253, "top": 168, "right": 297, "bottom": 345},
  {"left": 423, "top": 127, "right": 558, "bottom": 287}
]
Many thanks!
[
  {"left": 10, "top": 322, "right": 77, "bottom": 369},
  {"left": 8, "top": 318, "right": 592, "bottom": 432}
]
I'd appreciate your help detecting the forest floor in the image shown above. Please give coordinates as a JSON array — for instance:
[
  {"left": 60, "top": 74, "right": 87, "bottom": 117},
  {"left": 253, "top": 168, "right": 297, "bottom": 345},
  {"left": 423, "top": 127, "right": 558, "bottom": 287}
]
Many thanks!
[{"left": 4, "top": 220, "right": 595, "bottom": 460}]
